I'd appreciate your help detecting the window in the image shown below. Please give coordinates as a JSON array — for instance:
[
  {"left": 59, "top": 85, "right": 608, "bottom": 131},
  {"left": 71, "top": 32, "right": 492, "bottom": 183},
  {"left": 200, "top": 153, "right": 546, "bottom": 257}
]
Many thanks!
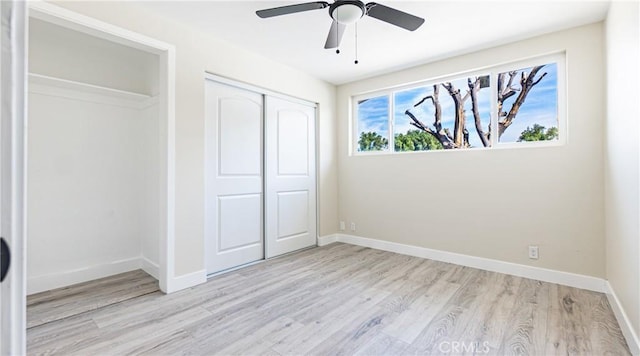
[
  {"left": 394, "top": 75, "right": 491, "bottom": 151},
  {"left": 352, "top": 54, "right": 564, "bottom": 154}
]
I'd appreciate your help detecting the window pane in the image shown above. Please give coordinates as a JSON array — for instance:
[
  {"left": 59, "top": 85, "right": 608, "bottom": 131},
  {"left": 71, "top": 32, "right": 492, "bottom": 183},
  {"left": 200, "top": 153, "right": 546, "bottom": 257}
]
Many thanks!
[
  {"left": 394, "top": 86, "right": 443, "bottom": 151},
  {"left": 357, "top": 95, "right": 389, "bottom": 152},
  {"left": 397, "top": 75, "right": 491, "bottom": 150},
  {"left": 497, "top": 63, "right": 558, "bottom": 143}
]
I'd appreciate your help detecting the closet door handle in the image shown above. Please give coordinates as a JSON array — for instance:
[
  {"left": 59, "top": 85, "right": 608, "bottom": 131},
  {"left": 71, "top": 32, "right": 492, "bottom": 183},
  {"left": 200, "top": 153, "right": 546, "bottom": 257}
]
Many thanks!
[{"left": 0, "top": 237, "right": 9, "bottom": 282}]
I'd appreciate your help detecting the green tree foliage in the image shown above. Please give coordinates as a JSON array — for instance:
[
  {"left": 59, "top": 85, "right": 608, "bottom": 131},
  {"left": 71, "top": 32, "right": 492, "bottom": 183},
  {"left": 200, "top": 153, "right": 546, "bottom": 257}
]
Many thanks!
[
  {"left": 394, "top": 130, "right": 443, "bottom": 151},
  {"left": 517, "top": 124, "right": 559, "bottom": 142},
  {"left": 358, "top": 131, "right": 388, "bottom": 151}
]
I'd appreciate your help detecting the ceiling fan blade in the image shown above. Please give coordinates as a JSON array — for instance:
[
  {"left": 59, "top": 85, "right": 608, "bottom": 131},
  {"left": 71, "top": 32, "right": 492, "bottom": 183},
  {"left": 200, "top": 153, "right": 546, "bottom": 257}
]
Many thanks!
[
  {"left": 365, "top": 2, "right": 425, "bottom": 31},
  {"left": 324, "top": 20, "right": 346, "bottom": 49},
  {"left": 256, "top": 1, "right": 329, "bottom": 18}
]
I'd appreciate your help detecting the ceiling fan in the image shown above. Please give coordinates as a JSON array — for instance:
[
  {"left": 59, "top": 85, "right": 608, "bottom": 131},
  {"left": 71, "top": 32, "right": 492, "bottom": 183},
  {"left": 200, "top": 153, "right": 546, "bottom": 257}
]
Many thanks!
[{"left": 256, "top": 1, "right": 425, "bottom": 50}]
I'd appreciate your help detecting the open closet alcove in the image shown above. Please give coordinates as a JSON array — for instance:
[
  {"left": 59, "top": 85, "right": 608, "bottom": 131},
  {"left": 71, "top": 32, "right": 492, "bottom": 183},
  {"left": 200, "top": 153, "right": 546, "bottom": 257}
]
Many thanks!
[{"left": 26, "top": 3, "right": 175, "bottom": 297}]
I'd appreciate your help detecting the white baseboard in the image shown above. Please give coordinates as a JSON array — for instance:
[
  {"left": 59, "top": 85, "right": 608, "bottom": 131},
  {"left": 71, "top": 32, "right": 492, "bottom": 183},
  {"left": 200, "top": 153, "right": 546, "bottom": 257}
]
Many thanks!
[
  {"left": 317, "top": 234, "right": 338, "bottom": 246},
  {"left": 27, "top": 257, "right": 141, "bottom": 295},
  {"left": 164, "top": 269, "right": 207, "bottom": 293},
  {"left": 325, "top": 234, "right": 607, "bottom": 293},
  {"left": 606, "top": 282, "right": 640, "bottom": 355},
  {"left": 140, "top": 256, "right": 160, "bottom": 280}
]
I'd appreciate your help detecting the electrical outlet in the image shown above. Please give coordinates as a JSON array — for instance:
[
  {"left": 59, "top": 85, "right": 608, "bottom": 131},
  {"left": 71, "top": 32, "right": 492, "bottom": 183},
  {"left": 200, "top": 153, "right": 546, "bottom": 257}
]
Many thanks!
[
  {"left": 350, "top": 222, "right": 356, "bottom": 231},
  {"left": 339, "top": 221, "right": 345, "bottom": 231},
  {"left": 528, "top": 245, "right": 539, "bottom": 260}
]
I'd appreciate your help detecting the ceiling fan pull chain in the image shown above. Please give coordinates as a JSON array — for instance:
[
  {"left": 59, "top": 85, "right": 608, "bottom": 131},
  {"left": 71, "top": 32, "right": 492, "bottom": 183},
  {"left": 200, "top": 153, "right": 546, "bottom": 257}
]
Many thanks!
[
  {"left": 336, "top": 6, "right": 340, "bottom": 54},
  {"left": 354, "top": 22, "right": 359, "bottom": 64}
]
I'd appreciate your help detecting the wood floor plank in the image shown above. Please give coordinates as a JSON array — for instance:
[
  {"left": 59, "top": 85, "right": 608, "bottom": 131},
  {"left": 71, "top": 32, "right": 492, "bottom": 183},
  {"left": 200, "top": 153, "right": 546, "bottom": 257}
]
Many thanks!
[
  {"left": 138, "top": 329, "right": 195, "bottom": 356},
  {"left": 214, "top": 316, "right": 304, "bottom": 355},
  {"left": 271, "top": 290, "right": 392, "bottom": 355},
  {"left": 408, "top": 268, "right": 490, "bottom": 353},
  {"left": 26, "top": 243, "right": 632, "bottom": 355},
  {"left": 556, "top": 284, "right": 596, "bottom": 355},
  {"left": 586, "top": 292, "right": 632, "bottom": 355},
  {"left": 354, "top": 333, "right": 413, "bottom": 356},
  {"left": 497, "top": 277, "right": 550, "bottom": 355},
  {"left": 27, "top": 269, "right": 158, "bottom": 328},
  {"left": 83, "top": 306, "right": 213, "bottom": 355},
  {"left": 383, "top": 278, "right": 461, "bottom": 344},
  {"left": 455, "top": 273, "right": 522, "bottom": 354},
  {"left": 27, "top": 315, "right": 99, "bottom": 355}
]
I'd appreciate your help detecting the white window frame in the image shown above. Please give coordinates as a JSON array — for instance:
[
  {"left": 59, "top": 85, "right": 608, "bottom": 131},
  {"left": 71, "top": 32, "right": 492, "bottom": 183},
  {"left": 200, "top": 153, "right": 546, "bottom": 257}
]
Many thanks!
[
  {"left": 351, "top": 51, "right": 567, "bottom": 155},
  {"left": 352, "top": 89, "right": 393, "bottom": 154},
  {"left": 491, "top": 52, "right": 567, "bottom": 148}
]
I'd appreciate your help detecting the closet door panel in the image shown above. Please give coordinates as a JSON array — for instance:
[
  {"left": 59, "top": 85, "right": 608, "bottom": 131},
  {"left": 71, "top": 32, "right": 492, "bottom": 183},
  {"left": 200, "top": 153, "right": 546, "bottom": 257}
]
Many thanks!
[
  {"left": 218, "top": 194, "right": 262, "bottom": 251},
  {"left": 277, "top": 191, "right": 309, "bottom": 238},
  {"left": 265, "top": 96, "right": 317, "bottom": 258},
  {"left": 218, "top": 98, "right": 261, "bottom": 176},
  {"left": 205, "top": 80, "right": 264, "bottom": 274},
  {"left": 277, "top": 111, "right": 309, "bottom": 175}
]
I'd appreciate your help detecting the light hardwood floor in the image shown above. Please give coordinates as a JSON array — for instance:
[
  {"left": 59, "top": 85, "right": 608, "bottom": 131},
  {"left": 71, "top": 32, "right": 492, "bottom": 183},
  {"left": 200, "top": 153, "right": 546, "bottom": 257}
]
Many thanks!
[
  {"left": 27, "top": 269, "right": 159, "bottom": 329},
  {"left": 27, "top": 243, "right": 631, "bottom": 355}
]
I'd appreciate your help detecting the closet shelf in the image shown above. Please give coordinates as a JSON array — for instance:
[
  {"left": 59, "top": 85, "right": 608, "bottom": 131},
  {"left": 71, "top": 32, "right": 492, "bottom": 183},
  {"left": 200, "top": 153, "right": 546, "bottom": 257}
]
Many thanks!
[
  {"left": 28, "top": 73, "right": 157, "bottom": 110},
  {"left": 29, "top": 73, "right": 152, "bottom": 101}
]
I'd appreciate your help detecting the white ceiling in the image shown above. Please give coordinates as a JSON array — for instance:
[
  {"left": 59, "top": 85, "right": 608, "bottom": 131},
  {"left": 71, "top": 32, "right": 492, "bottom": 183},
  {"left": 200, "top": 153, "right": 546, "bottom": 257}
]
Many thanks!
[{"left": 134, "top": 0, "right": 610, "bottom": 85}]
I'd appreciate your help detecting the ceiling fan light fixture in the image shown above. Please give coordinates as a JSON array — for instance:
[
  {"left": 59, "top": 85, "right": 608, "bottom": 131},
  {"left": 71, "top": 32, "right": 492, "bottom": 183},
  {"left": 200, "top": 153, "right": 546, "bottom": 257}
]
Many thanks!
[{"left": 330, "top": 1, "right": 365, "bottom": 24}]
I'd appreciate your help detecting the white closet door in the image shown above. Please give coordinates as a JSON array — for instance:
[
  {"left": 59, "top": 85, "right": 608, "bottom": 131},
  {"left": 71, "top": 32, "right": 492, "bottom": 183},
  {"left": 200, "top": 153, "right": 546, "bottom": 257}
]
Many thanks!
[
  {"left": 205, "top": 80, "right": 264, "bottom": 274},
  {"left": 265, "top": 96, "right": 316, "bottom": 258}
]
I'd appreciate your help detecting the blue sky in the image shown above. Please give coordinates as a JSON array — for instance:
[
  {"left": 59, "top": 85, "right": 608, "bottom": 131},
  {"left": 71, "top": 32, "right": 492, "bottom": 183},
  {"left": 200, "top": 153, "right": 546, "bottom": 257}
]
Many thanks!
[
  {"left": 357, "top": 63, "right": 558, "bottom": 149},
  {"left": 357, "top": 96, "right": 389, "bottom": 143}
]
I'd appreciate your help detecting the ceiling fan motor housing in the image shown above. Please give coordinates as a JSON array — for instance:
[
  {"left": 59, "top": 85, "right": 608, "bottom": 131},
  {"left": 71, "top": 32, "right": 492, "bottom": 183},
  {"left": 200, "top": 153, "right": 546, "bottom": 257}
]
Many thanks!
[{"left": 330, "top": 0, "right": 366, "bottom": 24}]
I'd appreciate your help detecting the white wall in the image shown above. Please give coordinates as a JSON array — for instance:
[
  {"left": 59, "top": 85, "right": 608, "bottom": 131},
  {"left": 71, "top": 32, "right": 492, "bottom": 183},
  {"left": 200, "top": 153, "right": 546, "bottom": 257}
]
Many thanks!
[
  {"left": 26, "top": 85, "right": 159, "bottom": 294},
  {"left": 337, "top": 23, "right": 605, "bottom": 278},
  {"left": 29, "top": 17, "right": 158, "bottom": 96},
  {"left": 605, "top": 0, "right": 640, "bottom": 348},
  {"left": 51, "top": 1, "right": 338, "bottom": 279}
]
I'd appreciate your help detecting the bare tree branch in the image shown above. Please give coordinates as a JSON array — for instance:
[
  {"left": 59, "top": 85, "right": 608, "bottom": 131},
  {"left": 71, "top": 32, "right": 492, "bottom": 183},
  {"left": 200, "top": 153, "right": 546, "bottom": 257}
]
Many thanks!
[
  {"left": 406, "top": 84, "right": 455, "bottom": 149},
  {"left": 506, "top": 71, "right": 516, "bottom": 89},
  {"left": 414, "top": 85, "right": 445, "bottom": 134},
  {"left": 531, "top": 72, "right": 548, "bottom": 86},
  {"left": 414, "top": 95, "right": 434, "bottom": 107},
  {"left": 404, "top": 110, "right": 431, "bottom": 132},
  {"left": 442, "top": 82, "right": 468, "bottom": 148},
  {"left": 497, "top": 71, "right": 518, "bottom": 120},
  {"left": 463, "top": 127, "right": 469, "bottom": 147},
  {"left": 469, "top": 77, "right": 490, "bottom": 147},
  {"left": 462, "top": 91, "right": 471, "bottom": 103},
  {"left": 405, "top": 110, "right": 455, "bottom": 149},
  {"left": 431, "top": 85, "right": 443, "bottom": 133},
  {"left": 498, "top": 65, "right": 547, "bottom": 137}
]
